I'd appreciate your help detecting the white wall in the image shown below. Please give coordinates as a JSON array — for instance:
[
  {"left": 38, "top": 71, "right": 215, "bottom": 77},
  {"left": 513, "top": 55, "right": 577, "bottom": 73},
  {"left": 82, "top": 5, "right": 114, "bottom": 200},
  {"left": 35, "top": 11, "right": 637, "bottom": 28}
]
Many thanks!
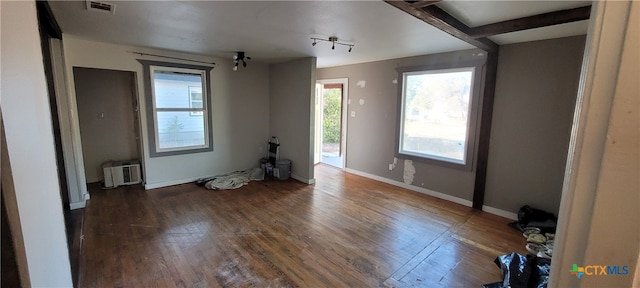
[
  {"left": 60, "top": 36, "right": 270, "bottom": 189},
  {"left": 551, "top": 1, "right": 639, "bottom": 286},
  {"left": 0, "top": 1, "right": 73, "bottom": 286},
  {"left": 269, "top": 58, "right": 317, "bottom": 183}
]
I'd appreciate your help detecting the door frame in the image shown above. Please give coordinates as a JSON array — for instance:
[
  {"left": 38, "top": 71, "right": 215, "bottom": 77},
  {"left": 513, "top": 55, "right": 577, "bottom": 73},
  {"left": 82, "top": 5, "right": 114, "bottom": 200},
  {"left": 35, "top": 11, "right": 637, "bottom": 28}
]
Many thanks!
[
  {"left": 316, "top": 78, "right": 349, "bottom": 169},
  {"left": 72, "top": 68, "right": 141, "bottom": 184}
]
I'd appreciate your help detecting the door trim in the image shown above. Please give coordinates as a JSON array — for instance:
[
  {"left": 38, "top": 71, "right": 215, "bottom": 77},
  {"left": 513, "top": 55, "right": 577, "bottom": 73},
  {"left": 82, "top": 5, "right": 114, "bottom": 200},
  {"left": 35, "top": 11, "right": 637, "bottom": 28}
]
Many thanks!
[{"left": 317, "top": 78, "right": 349, "bottom": 169}]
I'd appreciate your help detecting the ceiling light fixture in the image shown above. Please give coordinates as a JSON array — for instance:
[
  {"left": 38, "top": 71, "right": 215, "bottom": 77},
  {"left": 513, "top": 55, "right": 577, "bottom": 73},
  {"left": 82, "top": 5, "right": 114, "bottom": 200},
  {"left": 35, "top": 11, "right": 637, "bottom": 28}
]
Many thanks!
[
  {"left": 233, "top": 51, "right": 251, "bottom": 71},
  {"left": 310, "top": 36, "right": 354, "bottom": 53}
]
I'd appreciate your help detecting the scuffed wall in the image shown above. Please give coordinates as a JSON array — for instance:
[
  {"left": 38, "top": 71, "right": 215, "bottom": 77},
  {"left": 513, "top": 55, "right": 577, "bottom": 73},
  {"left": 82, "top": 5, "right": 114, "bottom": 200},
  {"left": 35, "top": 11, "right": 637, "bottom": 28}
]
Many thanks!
[
  {"left": 318, "top": 36, "right": 585, "bottom": 214},
  {"left": 318, "top": 49, "right": 486, "bottom": 203}
]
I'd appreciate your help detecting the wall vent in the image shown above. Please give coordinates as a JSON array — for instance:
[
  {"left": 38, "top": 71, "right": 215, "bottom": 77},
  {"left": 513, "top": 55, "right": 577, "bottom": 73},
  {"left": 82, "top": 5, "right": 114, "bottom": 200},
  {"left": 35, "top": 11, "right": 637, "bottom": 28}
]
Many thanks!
[{"left": 86, "top": 1, "right": 116, "bottom": 14}]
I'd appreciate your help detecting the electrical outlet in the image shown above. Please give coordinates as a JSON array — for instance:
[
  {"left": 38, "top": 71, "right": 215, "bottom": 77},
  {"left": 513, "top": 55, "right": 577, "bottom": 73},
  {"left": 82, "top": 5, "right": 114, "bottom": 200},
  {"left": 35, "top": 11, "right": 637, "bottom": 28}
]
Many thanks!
[{"left": 389, "top": 164, "right": 393, "bottom": 170}]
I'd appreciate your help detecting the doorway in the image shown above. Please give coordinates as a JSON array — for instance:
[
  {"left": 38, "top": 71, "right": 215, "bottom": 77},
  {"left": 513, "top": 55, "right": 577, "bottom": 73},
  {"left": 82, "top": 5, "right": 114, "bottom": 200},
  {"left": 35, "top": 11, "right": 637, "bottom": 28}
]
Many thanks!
[
  {"left": 73, "top": 68, "right": 141, "bottom": 184},
  {"left": 315, "top": 79, "right": 348, "bottom": 168}
]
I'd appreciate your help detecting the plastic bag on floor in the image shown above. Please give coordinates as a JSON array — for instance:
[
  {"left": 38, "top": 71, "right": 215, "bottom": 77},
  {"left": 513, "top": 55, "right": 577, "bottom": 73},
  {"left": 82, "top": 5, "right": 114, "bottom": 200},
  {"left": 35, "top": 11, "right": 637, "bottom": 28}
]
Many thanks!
[{"left": 483, "top": 252, "right": 551, "bottom": 288}]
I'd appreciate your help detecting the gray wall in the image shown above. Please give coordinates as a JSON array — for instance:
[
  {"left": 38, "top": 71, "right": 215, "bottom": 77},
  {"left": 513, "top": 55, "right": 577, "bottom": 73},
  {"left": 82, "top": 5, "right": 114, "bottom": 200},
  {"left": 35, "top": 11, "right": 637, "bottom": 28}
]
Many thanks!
[
  {"left": 485, "top": 36, "right": 586, "bottom": 215},
  {"left": 269, "top": 57, "right": 317, "bottom": 183},
  {"left": 317, "top": 36, "right": 585, "bottom": 214},
  {"left": 317, "top": 50, "right": 487, "bottom": 202},
  {"left": 74, "top": 68, "right": 139, "bottom": 182}
]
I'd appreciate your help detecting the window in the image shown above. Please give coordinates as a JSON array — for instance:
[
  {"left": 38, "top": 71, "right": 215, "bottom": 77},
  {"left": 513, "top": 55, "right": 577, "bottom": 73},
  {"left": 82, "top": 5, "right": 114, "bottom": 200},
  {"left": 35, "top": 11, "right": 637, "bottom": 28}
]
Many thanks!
[
  {"left": 139, "top": 60, "right": 214, "bottom": 157},
  {"left": 396, "top": 61, "right": 483, "bottom": 169},
  {"left": 189, "top": 86, "right": 203, "bottom": 116}
]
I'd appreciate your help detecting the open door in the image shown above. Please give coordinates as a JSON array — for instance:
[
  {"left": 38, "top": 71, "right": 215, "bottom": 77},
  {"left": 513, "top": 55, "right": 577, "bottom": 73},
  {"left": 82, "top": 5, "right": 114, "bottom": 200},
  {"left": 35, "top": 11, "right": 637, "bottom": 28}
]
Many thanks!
[{"left": 315, "top": 79, "right": 348, "bottom": 169}]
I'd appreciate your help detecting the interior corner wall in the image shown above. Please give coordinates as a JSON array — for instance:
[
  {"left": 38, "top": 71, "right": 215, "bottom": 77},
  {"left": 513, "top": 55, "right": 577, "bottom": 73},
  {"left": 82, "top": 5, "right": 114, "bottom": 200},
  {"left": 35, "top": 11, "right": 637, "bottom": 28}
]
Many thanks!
[
  {"left": 551, "top": 2, "right": 638, "bottom": 286},
  {"left": 60, "top": 36, "right": 270, "bottom": 189},
  {"left": 269, "top": 57, "right": 317, "bottom": 183},
  {"left": 0, "top": 1, "right": 73, "bottom": 286},
  {"left": 484, "top": 35, "right": 586, "bottom": 215},
  {"left": 316, "top": 50, "right": 486, "bottom": 203}
]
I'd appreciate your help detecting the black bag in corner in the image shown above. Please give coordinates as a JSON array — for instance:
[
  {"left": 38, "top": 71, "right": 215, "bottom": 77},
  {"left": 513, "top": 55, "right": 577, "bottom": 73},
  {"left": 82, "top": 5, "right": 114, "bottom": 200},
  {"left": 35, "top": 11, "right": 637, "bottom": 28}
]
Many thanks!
[{"left": 510, "top": 205, "right": 557, "bottom": 233}]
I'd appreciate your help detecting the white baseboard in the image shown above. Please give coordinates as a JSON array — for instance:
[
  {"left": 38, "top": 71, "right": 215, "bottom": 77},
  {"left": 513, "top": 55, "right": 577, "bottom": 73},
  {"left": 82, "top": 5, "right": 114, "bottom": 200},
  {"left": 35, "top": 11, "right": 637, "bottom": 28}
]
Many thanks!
[
  {"left": 144, "top": 176, "right": 203, "bottom": 190},
  {"left": 291, "top": 173, "right": 315, "bottom": 184},
  {"left": 344, "top": 168, "right": 473, "bottom": 207},
  {"left": 482, "top": 205, "right": 518, "bottom": 220},
  {"left": 69, "top": 192, "right": 90, "bottom": 210},
  {"left": 69, "top": 200, "right": 85, "bottom": 210}
]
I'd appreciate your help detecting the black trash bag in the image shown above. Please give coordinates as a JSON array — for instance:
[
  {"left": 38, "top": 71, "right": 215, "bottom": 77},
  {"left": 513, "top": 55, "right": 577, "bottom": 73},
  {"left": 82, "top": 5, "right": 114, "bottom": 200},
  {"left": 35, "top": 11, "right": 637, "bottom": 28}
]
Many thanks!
[
  {"left": 509, "top": 205, "right": 557, "bottom": 233},
  {"left": 487, "top": 252, "right": 551, "bottom": 288},
  {"left": 530, "top": 256, "right": 551, "bottom": 288},
  {"left": 495, "top": 253, "right": 531, "bottom": 288}
]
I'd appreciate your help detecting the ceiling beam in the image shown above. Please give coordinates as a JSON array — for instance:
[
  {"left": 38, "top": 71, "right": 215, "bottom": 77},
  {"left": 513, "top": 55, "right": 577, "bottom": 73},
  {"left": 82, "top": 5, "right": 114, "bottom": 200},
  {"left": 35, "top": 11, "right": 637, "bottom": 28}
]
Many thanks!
[
  {"left": 468, "top": 6, "right": 592, "bottom": 38},
  {"left": 409, "top": 0, "right": 441, "bottom": 9},
  {"left": 384, "top": 0, "right": 499, "bottom": 52}
]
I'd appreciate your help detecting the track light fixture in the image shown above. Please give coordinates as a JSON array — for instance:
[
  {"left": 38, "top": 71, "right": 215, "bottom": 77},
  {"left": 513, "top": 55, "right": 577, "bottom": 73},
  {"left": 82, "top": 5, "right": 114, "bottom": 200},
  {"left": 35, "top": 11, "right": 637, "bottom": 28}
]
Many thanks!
[
  {"left": 310, "top": 36, "right": 354, "bottom": 53},
  {"left": 232, "top": 51, "right": 251, "bottom": 71}
]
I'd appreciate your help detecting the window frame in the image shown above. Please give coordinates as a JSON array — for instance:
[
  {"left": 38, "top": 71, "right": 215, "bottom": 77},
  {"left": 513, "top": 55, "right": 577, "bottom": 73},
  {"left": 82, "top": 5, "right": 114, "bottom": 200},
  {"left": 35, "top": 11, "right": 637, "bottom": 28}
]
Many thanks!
[
  {"left": 395, "top": 60, "right": 484, "bottom": 170},
  {"left": 138, "top": 60, "right": 214, "bottom": 157}
]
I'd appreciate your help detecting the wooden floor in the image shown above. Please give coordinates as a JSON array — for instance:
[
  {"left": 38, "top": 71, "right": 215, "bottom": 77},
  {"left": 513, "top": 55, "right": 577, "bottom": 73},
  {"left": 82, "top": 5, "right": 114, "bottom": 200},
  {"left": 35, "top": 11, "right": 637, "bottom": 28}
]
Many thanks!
[{"left": 78, "top": 164, "right": 526, "bottom": 287}]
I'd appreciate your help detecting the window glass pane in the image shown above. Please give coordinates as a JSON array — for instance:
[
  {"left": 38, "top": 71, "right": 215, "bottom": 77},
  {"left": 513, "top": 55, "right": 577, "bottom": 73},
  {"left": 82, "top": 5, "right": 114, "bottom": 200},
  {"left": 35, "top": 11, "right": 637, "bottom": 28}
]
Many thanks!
[
  {"left": 153, "top": 70, "right": 203, "bottom": 109},
  {"left": 189, "top": 87, "right": 203, "bottom": 109},
  {"left": 156, "top": 111, "right": 205, "bottom": 149},
  {"left": 401, "top": 69, "right": 473, "bottom": 164}
]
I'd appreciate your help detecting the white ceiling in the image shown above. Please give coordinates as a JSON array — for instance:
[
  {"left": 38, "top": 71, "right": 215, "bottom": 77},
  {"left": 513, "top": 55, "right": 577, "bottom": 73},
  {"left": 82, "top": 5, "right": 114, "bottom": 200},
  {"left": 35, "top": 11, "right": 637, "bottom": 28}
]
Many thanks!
[{"left": 48, "top": 1, "right": 591, "bottom": 68}]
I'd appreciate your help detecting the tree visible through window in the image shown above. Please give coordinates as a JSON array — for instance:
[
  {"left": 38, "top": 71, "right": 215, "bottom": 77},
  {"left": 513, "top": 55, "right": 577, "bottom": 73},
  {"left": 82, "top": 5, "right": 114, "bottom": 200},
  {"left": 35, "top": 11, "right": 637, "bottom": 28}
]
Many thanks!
[{"left": 397, "top": 64, "right": 480, "bottom": 168}]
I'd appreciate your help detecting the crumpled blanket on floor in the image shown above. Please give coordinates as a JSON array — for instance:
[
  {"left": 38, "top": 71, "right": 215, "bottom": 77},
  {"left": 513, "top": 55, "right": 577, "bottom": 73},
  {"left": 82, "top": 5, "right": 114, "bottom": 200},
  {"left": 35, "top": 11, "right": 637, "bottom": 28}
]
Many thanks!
[{"left": 202, "top": 168, "right": 264, "bottom": 190}]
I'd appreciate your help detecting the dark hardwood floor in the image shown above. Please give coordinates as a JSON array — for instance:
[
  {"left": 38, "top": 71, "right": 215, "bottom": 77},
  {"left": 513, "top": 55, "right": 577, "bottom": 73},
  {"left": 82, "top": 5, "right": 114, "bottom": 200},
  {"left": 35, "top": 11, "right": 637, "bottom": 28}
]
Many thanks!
[
  {"left": 66, "top": 207, "right": 84, "bottom": 288},
  {"left": 78, "top": 164, "right": 526, "bottom": 287}
]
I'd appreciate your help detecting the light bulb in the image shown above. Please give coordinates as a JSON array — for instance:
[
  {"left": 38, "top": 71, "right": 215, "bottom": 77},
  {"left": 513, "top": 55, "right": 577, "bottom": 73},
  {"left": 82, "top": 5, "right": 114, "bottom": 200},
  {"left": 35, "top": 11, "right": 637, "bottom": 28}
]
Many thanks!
[{"left": 233, "top": 65, "right": 238, "bottom": 71}]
